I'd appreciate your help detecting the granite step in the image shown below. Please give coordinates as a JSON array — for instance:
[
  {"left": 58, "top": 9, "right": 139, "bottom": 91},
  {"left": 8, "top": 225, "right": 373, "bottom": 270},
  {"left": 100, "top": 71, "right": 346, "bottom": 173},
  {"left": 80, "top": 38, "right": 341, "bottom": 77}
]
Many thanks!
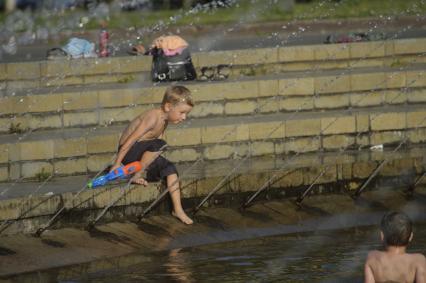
[
  {"left": 0, "top": 104, "right": 425, "bottom": 181},
  {"left": 1, "top": 63, "right": 425, "bottom": 134}
]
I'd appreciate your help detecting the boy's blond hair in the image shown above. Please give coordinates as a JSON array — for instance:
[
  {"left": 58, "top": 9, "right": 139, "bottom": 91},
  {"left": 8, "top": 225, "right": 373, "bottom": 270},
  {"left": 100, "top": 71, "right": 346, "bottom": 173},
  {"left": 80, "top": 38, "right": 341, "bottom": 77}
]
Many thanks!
[{"left": 162, "top": 86, "right": 193, "bottom": 107}]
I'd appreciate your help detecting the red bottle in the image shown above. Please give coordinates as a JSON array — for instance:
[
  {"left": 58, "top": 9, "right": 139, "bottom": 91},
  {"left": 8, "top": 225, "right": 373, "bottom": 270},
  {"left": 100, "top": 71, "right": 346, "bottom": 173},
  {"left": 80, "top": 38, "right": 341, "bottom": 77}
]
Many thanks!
[{"left": 99, "top": 22, "right": 109, "bottom": 57}]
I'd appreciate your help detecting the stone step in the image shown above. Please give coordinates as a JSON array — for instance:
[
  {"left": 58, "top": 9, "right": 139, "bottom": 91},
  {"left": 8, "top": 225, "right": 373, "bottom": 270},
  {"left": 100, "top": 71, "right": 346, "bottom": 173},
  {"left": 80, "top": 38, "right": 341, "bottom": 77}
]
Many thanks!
[
  {"left": 0, "top": 145, "right": 425, "bottom": 236},
  {"left": 1, "top": 104, "right": 426, "bottom": 181},
  {"left": 1, "top": 63, "right": 426, "bottom": 134},
  {"left": 2, "top": 144, "right": 425, "bottom": 201},
  {"left": 1, "top": 38, "right": 425, "bottom": 91}
]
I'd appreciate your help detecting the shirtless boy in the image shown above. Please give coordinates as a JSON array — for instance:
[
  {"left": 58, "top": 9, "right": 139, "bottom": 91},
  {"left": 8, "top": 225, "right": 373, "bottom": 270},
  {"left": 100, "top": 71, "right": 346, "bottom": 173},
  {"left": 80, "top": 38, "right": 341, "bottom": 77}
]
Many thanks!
[
  {"left": 364, "top": 211, "right": 426, "bottom": 283},
  {"left": 110, "top": 85, "right": 193, "bottom": 224}
]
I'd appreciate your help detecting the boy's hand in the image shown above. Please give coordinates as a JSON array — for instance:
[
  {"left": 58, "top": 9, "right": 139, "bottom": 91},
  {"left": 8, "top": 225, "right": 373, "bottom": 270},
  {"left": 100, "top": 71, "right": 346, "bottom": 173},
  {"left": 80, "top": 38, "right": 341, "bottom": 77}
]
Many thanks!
[{"left": 109, "top": 164, "right": 121, "bottom": 172}]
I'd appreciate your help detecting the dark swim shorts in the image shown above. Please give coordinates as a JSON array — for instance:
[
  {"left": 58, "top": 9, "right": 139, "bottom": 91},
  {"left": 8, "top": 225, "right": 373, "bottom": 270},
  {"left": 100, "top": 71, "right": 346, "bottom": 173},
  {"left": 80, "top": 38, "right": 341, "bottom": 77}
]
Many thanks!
[{"left": 120, "top": 139, "right": 177, "bottom": 182}]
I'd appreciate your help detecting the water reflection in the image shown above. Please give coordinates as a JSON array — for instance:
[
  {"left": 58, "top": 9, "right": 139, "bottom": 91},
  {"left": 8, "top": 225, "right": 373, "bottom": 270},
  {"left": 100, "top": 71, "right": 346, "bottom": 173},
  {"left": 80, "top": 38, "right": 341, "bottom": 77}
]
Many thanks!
[
  {"left": 4, "top": 220, "right": 425, "bottom": 282},
  {"left": 164, "top": 248, "right": 194, "bottom": 283},
  {"left": 51, "top": 221, "right": 424, "bottom": 283}
]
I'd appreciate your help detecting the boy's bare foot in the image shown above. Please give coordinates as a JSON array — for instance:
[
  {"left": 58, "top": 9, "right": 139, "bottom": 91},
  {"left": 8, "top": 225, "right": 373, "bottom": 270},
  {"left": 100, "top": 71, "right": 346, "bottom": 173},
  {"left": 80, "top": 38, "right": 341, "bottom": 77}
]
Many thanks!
[
  {"left": 131, "top": 172, "right": 148, "bottom": 186},
  {"left": 172, "top": 210, "right": 193, "bottom": 225}
]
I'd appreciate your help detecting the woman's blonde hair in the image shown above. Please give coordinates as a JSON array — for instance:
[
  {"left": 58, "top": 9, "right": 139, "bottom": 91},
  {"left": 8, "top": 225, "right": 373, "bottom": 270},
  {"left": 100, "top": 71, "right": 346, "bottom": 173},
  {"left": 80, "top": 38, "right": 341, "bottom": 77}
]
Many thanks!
[{"left": 162, "top": 85, "right": 193, "bottom": 107}]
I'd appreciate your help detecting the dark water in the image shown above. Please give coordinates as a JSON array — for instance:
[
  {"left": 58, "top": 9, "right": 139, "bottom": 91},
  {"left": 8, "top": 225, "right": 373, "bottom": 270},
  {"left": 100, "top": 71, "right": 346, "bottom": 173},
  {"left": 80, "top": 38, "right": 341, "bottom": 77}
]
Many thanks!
[{"left": 61, "top": 222, "right": 426, "bottom": 283}]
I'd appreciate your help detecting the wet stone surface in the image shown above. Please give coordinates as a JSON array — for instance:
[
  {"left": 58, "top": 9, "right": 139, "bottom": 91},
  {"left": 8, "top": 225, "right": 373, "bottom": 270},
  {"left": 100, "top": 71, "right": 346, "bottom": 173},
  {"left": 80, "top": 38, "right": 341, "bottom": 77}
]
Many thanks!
[{"left": 0, "top": 185, "right": 425, "bottom": 278}]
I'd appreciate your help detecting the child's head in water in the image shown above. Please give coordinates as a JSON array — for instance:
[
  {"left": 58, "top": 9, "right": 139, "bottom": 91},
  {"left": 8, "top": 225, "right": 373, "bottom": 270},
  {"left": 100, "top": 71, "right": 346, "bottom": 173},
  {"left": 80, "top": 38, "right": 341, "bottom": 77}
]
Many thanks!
[
  {"left": 161, "top": 86, "right": 193, "bottom": 124},
  {"left": 380, "top": 211, "right": 413, "bottom": 247}
]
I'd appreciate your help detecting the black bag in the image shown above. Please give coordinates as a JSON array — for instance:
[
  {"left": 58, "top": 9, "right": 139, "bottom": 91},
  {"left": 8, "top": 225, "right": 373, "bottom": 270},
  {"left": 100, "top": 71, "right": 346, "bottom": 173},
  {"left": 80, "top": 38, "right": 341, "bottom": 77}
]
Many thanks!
[{"left": 151, "top": 47, "right": 197, "bottom": 82}]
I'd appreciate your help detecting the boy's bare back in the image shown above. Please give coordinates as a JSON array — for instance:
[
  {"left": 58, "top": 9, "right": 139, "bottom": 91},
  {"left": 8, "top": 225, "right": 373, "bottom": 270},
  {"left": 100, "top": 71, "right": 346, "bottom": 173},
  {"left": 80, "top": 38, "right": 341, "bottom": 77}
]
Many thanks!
[
  {"left": 119, "top": 108, "right": 167, "bottom": 146},
  {"left": 365, "top": 248, "right": 426, "bottom": 283}
]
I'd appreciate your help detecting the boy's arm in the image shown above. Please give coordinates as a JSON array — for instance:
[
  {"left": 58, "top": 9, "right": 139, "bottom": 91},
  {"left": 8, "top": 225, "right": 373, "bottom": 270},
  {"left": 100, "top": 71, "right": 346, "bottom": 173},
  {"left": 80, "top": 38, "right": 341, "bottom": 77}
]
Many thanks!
[
  {"left": 113, "top": 115, "right": 156, "bottom": 168},
  {"left": 364, "top": 254, "right": 376, "bottom": 283},
  {"left": 415, "top": 254, "right": 426, "bottom": 283}
]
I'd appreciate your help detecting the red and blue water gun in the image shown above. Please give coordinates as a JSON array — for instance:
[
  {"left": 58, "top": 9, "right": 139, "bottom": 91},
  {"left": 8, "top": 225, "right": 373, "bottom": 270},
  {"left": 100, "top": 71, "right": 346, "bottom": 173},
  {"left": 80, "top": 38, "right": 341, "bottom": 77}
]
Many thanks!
[{"left": 88, "top": 161, "right": 142, "bottom": 188}]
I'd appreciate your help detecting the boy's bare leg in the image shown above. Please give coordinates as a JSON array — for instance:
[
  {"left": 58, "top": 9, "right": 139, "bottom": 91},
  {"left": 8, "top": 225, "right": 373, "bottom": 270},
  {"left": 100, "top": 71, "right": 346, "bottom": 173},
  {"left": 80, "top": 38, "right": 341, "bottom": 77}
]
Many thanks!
[{"left": 167, "top": 173, "right": 193, "bottom": 225}]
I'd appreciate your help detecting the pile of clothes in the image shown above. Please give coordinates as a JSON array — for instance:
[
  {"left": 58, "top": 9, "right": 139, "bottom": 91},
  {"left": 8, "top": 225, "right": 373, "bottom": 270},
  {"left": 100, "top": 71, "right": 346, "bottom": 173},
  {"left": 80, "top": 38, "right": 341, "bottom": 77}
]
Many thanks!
[{"left": 47, "top": 38, "right": 97, "bottom": 60}]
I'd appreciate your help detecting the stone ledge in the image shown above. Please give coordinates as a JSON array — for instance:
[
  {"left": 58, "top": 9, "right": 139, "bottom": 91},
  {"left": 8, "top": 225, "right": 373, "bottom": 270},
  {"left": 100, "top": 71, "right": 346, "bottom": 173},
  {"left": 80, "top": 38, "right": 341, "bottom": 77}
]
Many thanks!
[
  {"left": 2, "top": 38, "right": 425, "bottom": 84},
  {"left": 1, "top": 106, "right": 426, "bottom": 180},
  {"left": 2, "top": 65, "right": 425, "bottom": 122},
  {"left": 0, "top": 145, "right": 425, "bottom": 236}
]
